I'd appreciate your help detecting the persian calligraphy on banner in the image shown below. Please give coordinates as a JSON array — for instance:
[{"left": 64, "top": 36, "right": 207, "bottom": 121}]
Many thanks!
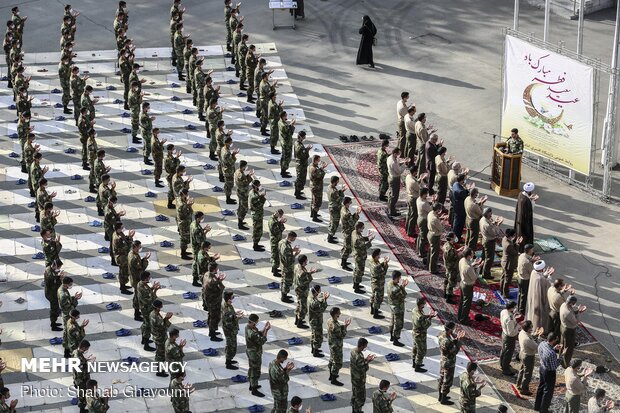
[{"left": 501, "top": 35, "right": 594, "bottom": 175}]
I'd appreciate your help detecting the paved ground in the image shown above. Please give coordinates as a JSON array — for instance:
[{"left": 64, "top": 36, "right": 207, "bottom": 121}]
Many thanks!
[{"left": 2, "top": 0, "right": 620, "bottom": 410}]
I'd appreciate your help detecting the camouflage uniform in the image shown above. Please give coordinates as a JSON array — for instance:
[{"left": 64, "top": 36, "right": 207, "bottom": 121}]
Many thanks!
[
  {"left": 29, "top": 161, "right": 42, "bottom": 197},
  {"left": 58, "top": 287, "right": 77, "bottom": 347},
  {"left": 268, "top": 213, "right": 285, "bottom": 272},
  {"left": 36, "top": 186, "right": 52, "bottom": 222},
  {"left": 23, "top": 141, "right": 36, "bottom": 195},
  {"left": 77, "top": 114, "right": 89, "bottom": 165},
  {"left": 80, "top": 92, "right": 95, "bottom": 122},
  {"left": 387, "top": 281, "right": 407, "bottom": 340},
  {"left": 225, "top": 4, "right": 233, "bottom": 49},
  {"left": 443, "top": 242, "right": 459, "bottom": 297},
  {"left": 17, "top": 115, "right": 30, "bottom": 171},
  {"left": 222, "top": 301, "right": 239, "bottom": 362},
  {"left": 206, "top": 103, "right": 221, "bottom": 153},
  {"left": 96, "top": 182, "right": 116, "bottom": 215},
  {"left": 190, "top": 220, "right": 206, "bottom": 283},
  {"left": 369, "top": 258, "right": 388, "bottom": 311},
  {"left": 40, "top": 212, "right": 57, "bottom": 241},
  {"left": 438, "top": 331, "right": 461, "bottom": 398},
  {"left": 170, "top": 377, "right": 190, "bottom": 413},
  {"left": 294, "top": 139, "right": 310, "bottom": 196},
  {"left": 140, "top": 110, "right": 153, "bottom": 159},
  {"left": 327, "top": 184, "right": 344, "bottom": 238},
  {"left": 152, "top": 135, "right": 164, "bottom": 182},
  {"left": 245, "top": 324, "right": 268, "bottom": 389},
  {"left": 103, "top": 203, "right": 119, "bottom": 262},
  {"left": 237, "top": 40, "right": 248, "bottom": 86},
  {"left": 93, "top": 157, "right": 107, "bottom": 191},
  {"left": 195, "top": 250, "right": 213, "bottom": 285},
  {"left": 194, "top": 66, "right": 206, "bottom": 115},
  {"left": 411, "top": 307, "right": 432, "bottom": 366},
  {"left": 43, "top": 238, "right": 62, "bottom": 267},
  {"left": 259, "top": 79, "right": 274, "bottom": 131},
  {"left": 245, "top": 51, "right": 258, "bottom": 98},
  {"left": 221, "top": 146, "right": 236, "bottom": 199},
  {"left": 308, "top": 293, "right": 328, "bottom": 352},
  {"left": 459, "top": 372, "right": 481, "bottom": 413},
  {"left": 150, "top": 310, "right": 172, "bottom": 362},
  {"left": 340, "top": 207, "right": 360, "bottom": 263},
  {"left": 43, "top": 264, "right": 62, "bottom": 324},
  {"left": 216, "top": 129, "right": 227, "bottom": 179},
  {"left": 203, "top": 273, "right": 225, "bottom": 332},
  {"left": 66, "top": 318, "right": 85, "bottom": 354},
  {"left": 172, "top": 173, "right": 190, "bottom": 202},
  {"left": 308, "top": 163, "right": 325, "bottom": 216},
  {"left": 372, "top": 389, "right": 394, "bottom": 413},
  {"left": 137, "top": 281, "right": 156, "bottom": 343},
  {"left": 128, "top": 250, "right": 148, "bottom": 313},
  {"left": 350, "top": 348, "right": 370, "bottom": 413},
  {"left": 112, "top": 231, "right": 132, "bottom": 285},
  {"left": 86, "top": 394, "right": 109, "bottom": 413},
  {"left": 293, "top": 263, "right": 312, "bottom": 321},
  {"left": 165, "top": 153, "right": 181, "bottom": 205},
  {"left": 58, "top": 60, "right": 71, "bottom": 108},
  {"left": 165, "top": 338, "right": 184, "bottom": 365},
  {"left": 128, "top": 87, "right": 142, "bottom": 140},
  {"left": 278, "top": 239, "right": 295, "bottom": 296},
  {"left": 249, "top": 189, "right": 266, "bottom": 245},
  {"left": 87, "top": 138, "right": 98, "bottom": 190},
  {"left": 269, "top": 101, "right": 283, "bottom": 148},
  {"left": 73, "top": 350, "right": 91, "bottom": 410},
  {"left": 235, "top": 168, "right": 253, "bottom": 223},
  {"left": 71, "top": 73, "right": 86, "bottom": 123},
  {"left": 188, "top": 53, "right": 198, "bottom": 104},
  {"left": 173, "top": 30, "right": 185, "bottom": 75},
  {"left": 352, "top": 230, "right": 372, "bottom": 284},
  {"left": 176, "top": 196, "right": 193, "bottom": 252},
  {"left": 377, "top": 147, "right": 389, "bottom": 197},
  {"left": 183, "top": 44, "right": 192, "bottom": 93},
  {"left": 327, "top": 318, "right": 346, "bottom": 378},
  {"left": 232, "top": 30, "right": 242, "bottom": 74},
  {"left": 269, "top": 359, "right": 290, "bottom": 413}
]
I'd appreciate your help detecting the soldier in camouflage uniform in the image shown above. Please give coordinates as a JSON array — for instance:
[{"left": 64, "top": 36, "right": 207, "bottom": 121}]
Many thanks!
[
  {"left": 172, "top": 165, "right": 192, "bottom": 205},
  {"left": 169, "top": 10, "right": 181, "bottom": 66},
  {"left": 112, "top": 221, "right": 134, "bottom": 294},
  {"left": 460, "top": 362, "right": 485, "bottom": 412},
  {"left": 41, "top": 229, "right": 62, "bottom": 267},
  {"left": 77, "top": 108, "right": 92, "bottom": 169},
  {"left": 93, "top": 149, "right": 111, "bottom": 195},
  {"left": 17, "top": 111, "right": 31, "bottom": 173},
  {"left": 443, "top": 232, "right": 460, "bottom": 304},
  {"left": 165, "top": 328, "right": 186, "bottom": 368},
  {"left": 222, "top": 136, "right": 239, "bottom": 204},
  {"left": 151, "top": 299, "right": 173, "bottom": 377},
  {"left": 205, "top": 96, "right": 220, "bottom": 155},
  {"left": 340, "top": 197, "right": 359, "bottom": 271},
  {"left": 294, "top": 254, "right": 317, "bottom": 329},
  {"left": 269, "top": 93, "right": 283, "bottom": 155},
  {"left": 203, "top": 262, "right": 225, "bottom": 341},
  {"left": 196, "top": 241, "right": 219, "bottom": 286},
  {"left": 73, "top": 340, "right": 91, "bottom": 413},
  {"left": 119, "top": 49, "right": 133, "bottom": 109},
  {"left": 58, "top": 276, "right": 80, "bottom": 357},
  {"left": 66, "top": 309, "right": 87, "bottom": 359},
  {"left": 70, "top": 66, "right": 87, "bottom": 125},
  {"left": 368, "top": 248, "right": 388, "bottom": 319},
  {"left": 224, "top": 0, "right": 235, "bottom": 51},
  {"left": 350, "top": 338, "right": 375, "bottom": 413},
  {"left": 293, "top": 131, "right": 310, "bottom": 200},
  {"left": 232, "top": 23, "right": 244, "bottom": 76},
  {"left": 377, "top": 139, "right": 390, "bottom": 201},
  {"left": 137, "top": 272, "right": 157, "bottom": 351},
  {"left": 36, "top": 177, "right": 55, "bottom": 224},
  {"left": 278, "top": 231, "right": 300, "bottom": 303},
  {"left": 254, "top": 59, "right": 268, "bottom": 111},
  {"left": 173, "top": 23, "right": 188, "bottom": 80},
  {"left": 165, "top": 144, "right": 181, "bottom": 209},
  {"left": 85, "top": 379, "right": 110, "bottom": 413},
  {"left": 269, "top": 349, "right": 294, "bottom": 413},
  {"left": 58, "top": 55, "right": 72, "bottom": 114},
  {"left": 152, "top": 128, "right": 166, "bottom": 187},
  {"left": 245, "top": 314, "right": 271, "bottom": 397},
  {"left": 80, "top": 85, "right": 97, "bottom": 123},
  {"left": 96, "top": 174, "right": 115, "bottom": 217},
  {"left": 235, "top": 160, "right": 254, "bottom": 230},
  {"left": 268, "top": 209, "right": 285, "bottom": 276},
  {"left": 222, "top": 291, "right": 243, "bottom": 369},
  {"left": 238, "top": 34, "right": 249, "bottom": 88},
  {"left": 188, "top": 47, "right": 199, "bottom": 104},
  {"left": 29, "top": 152, "right": 46, "bottom": 198},
  {"left": 411, "top": 297, "right": 436, "bottom": 371},
  {"left": 176, "top": 189, "right": 193, "bottom": 260},
  {"left": 259, "top": 72, "right": 277, "bottom": 136},
  {"left": 245, "top": 45, "right": 258, "bottom": 103},
  {"left": 326, "top": 176, "right": 345, "bottom": 243},
  {"left": 87, "top": 129, "right": 99, "bottom": 192},
  {"left": 183, "top": 38, "right": 193, "bottom": 93},
  {"left": 128, "top": 81, "right": 143, "bottom": 144},
  {"left": 327, "top": 307, "right": 350, "bottom": 386},
  {"left": 249, "top": 180, "right": 267, "bottom": 251},
  {"left": 352, "top": 221, "right": 373, "bottom": 294},
  {"left": 190, "top": 212, "right": 210, "bottom": 286},
  {"left": 170, "top": 371, "right": 192, "bottom": 413},
  {"left": 194, "top": 58, "right": 206, "bottom": 120},
  {"left": 438, "top": 321, "right": 464, "bottom": 405},
  {"left": 128, "top": 240, "right": 150, "bottom": 321},
  {"left": 40, "top": 203, "right": 59, "bottom": 241},
  {"left": 308, "top": 155, "right": 326, "bottom": 222},
  {"left": 278, "top": 111, "right": 297, "bottom": 178},
  {"left": 372, "top": 380, "right": 397, "bottom": 413},
  {"left": 104, "top": 196, "right": 122, "bottom": 266},
  {"left": 215, "top": 120, "right": 232, "bottom": 182},
  {"left": 387, "top": 271, "right": 408, "bottom": 347},
  {"left": 23, "top": 133, "right": 37, "bottom": 192},
  {"left": 308, "top": 285, "right": 329, "bottom": 357},
  {"left": 140, "top": 102, "right": 155, "bottom": 165},
  {"left": 228, "top": 8, "right": 241, "bottom": 63},
  {"left": 44, "top": 260, "right": 63, "bottom": 331}
]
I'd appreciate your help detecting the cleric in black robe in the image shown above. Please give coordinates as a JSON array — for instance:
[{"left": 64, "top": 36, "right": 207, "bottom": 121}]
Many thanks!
[
  {"left": 514, "top": 182, "right": 537, "bottom": 252},
  {"left": 356, "top": 15, "right": 377, "bottom": 68}
]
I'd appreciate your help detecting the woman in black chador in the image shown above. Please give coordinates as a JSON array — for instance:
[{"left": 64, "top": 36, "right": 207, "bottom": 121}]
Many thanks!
[{"left": 356, "top": 15, "right": 377, "bottom": 68}]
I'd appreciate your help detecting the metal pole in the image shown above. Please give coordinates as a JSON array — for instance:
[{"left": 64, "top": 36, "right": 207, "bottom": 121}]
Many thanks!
[
  {"left": 544, "top": 0, "right": 551, "bottom": 42},
  {"left": 577, "top": 0, "right": 585, "bottom": 54},
  {"left": 514, "top": 0, "right": 520, "bottom": 31},
  {"left": 601, "top": 1, "right": 620, "bottom": 197}
]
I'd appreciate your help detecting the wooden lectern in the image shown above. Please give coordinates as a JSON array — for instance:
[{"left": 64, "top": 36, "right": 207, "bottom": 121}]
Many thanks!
[{"left": 491, "top": 142, "right": 522, "bottom": 197}]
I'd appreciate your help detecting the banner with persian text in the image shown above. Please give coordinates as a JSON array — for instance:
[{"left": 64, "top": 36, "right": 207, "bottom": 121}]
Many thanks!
[{"left": 501, "top": 35, "right": 594, "bottom": 175}]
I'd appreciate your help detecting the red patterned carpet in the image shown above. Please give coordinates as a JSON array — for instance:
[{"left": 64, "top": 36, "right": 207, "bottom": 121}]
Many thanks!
[{"left": 325, "top": 141, "right": 595, "bottom": 362}]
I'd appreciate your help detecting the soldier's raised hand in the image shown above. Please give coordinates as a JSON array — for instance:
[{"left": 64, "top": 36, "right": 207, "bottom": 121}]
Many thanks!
[
  {"left": 153, "top": 281, "right": 161, "bottom": 290},
  {"left": 401, "top": 279, "right": 409, "bottom": 287},
  {"left": 165, "top": 311, "right": 173, "bottom": 319},
  {"left": 365, "top": 354, "right": 376, "bottom": 362},
  {"left": 322, "top": 291, "right": 330, "bottom": 300},
  {"left": 75, "top": 291, "right": 83, "bottom": 299},
  {"left": 180, "top": 339, "right": 187, "bottom": 347},
  {"left": 344, "top": 318, "right": 352, "bottom": 327},
  {"left": 213, "top": 253, "right": 221, "bottom": 261},
  {"left": 128, "top": 229, "right": 135, "bottom": 237},
  {"left": 145, "top": 252, "right": 151, "bottom": 260},
  {"left": 285, "top": 361, "right": 294, "bottom": 371},
  {"left": 456, "top": 330, "right": 466, "bottom": 340}
]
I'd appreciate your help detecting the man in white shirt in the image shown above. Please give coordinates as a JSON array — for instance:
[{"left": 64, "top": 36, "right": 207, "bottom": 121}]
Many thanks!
[
  {"left": 403, "top": 106, "right": 417, "bottom": 163},
  {"left": 499, "top": 301, "right": 519, "bottom": 376},
  {"left": 564, "top": 358, "right": 592, "bottom": 413},
  {"left": 414, "top": 112, "right": 433, "bottom": 175},
  {"left": 516, "top": 320, "right": 543, "bottom": 395},
  {"left": 396, "top": 91, "right": 413, "bottom": 147},
  {"left": 560, "top": 295, "right": 586, "bottom": 367},
  {"left": 588, "top": 389, "right": 615, "bottom": 413},
  {"left": 387, "top": 147, "right": 409, "bottom": 217}
]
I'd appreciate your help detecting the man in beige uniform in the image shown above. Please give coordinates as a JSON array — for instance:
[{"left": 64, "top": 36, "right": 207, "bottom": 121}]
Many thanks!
[
  {"left": 457, "top": 248, "right": 482, "bottom": 325},
  {"left": 426, "top": 203, "right": 444, "bottom": 274},
  {"left": 517, "top": 244, "right": 537, "bottom": 315},
  {"left": 404, "top": 168, "right": 421, "bottom": 237},
  {"left": 415, "top": 187, "right": 432, "bottom": 260},
  {"left": 547, "top": 279, "right": 573, "bottom": 337},
  {"left": 560, "top": 295, "right": 586, "bottom": 367},
  {"left": 464, "top": 188, "right": 486, "bottom": 251},
  {"left": 516, "top": 320, "right": 542, "bottom": 395},
  {"left": 479, "top": 207, "right": 503, "bottom": 279}
]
